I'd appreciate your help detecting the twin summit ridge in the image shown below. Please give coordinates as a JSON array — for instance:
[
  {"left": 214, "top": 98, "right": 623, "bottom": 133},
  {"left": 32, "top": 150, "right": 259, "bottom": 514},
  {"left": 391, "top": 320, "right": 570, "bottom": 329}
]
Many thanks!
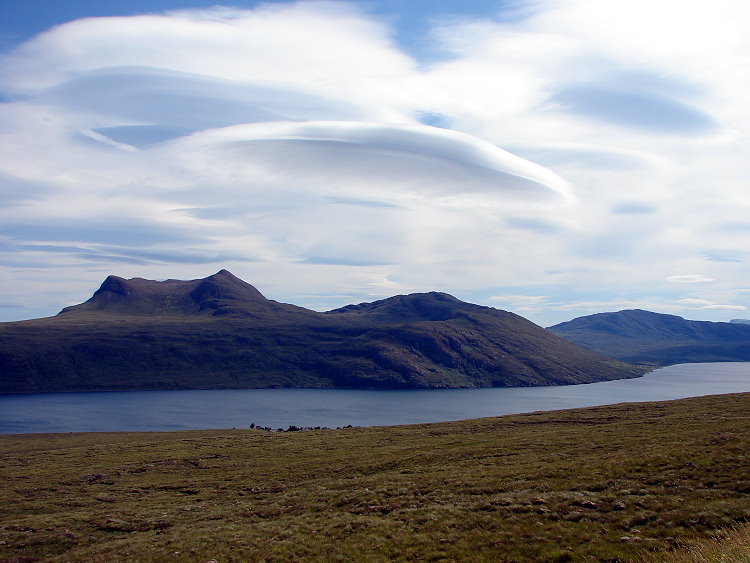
[
  {"left": 10, "top": 269, "right": 750, "bottom": 393},
  {"left": 1, "top": 269, "right": 645, "bottom": 393}
]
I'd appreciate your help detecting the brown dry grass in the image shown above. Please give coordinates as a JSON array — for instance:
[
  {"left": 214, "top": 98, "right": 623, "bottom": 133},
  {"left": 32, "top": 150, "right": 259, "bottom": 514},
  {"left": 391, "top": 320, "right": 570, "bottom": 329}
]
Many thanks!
[{"left": 1, "top": 392, "right": 749, "bottom": 562}]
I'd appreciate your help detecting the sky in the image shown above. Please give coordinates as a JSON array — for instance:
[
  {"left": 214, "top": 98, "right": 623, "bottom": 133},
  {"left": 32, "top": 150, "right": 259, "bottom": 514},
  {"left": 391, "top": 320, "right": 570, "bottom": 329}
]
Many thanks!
[{"left": 1, "top": 0, "right": 749, "bottom": 326}]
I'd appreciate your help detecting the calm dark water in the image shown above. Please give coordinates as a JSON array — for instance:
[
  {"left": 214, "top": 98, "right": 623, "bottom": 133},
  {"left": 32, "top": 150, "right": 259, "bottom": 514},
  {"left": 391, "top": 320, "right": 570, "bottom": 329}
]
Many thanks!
[{"left": 1, "top": 362, "right": 749, "bottom": 434}]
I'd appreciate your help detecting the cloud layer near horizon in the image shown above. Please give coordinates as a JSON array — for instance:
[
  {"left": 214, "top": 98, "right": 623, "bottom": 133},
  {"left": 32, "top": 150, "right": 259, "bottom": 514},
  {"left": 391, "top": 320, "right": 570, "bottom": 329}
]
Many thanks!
[{"left": 1, "top": 0, "right": 750, "bottom": 324}]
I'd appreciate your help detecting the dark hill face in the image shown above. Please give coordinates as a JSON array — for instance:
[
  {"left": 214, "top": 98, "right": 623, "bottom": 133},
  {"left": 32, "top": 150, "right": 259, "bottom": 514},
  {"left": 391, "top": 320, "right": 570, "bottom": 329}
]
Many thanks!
[
  {"left": 548, "top": 309, "right": 750, "bottom": 366},
  {"left": 0, "top": 271, "right": 645, "bottom": 393},
  {"left": 59, "top": 269, "right": 310, "bottom": 318},
  {"left": 327, "top": 292, "right": 489, "bottom": 322}
]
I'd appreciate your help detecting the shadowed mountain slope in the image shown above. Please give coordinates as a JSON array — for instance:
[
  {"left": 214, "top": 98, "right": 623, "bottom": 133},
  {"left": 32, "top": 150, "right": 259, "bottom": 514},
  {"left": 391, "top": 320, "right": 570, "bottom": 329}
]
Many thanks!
[
  {"left": 59, "top": 269, "right": 312, "bottom": 318},
  {"left": 0, "top": 271, "right": 644, "bottom": 392},
  {"left": 548, "top": 309, "right": 750, "bottom": 366}
]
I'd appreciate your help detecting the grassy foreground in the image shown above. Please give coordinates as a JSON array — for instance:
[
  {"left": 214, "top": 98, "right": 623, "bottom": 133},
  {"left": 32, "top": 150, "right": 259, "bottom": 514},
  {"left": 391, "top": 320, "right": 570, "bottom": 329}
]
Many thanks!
[{"left": 1, "top": 394, "right": 749, "bottom": 562}]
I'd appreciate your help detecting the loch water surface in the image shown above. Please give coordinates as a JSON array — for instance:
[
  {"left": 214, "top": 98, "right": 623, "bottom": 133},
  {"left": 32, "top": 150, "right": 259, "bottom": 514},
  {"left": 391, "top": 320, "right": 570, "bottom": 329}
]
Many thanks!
[{"left": 1, "top": 362, "right": 749, "bottom": 434}]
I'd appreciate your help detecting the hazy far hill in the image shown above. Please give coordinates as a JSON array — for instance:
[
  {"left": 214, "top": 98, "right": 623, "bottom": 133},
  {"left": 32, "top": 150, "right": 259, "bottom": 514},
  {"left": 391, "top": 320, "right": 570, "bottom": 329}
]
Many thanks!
[
  {"left": 548, "top": 309, "right": 750, "bottom": 366},
  {"left": 0, "top": 270, "right": 643, "bottom": 393}
]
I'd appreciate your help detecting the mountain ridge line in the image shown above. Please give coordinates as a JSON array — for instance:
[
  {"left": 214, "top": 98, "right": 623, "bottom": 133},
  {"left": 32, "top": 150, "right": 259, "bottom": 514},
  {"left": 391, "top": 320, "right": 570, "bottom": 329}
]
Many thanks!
[{"left": 0, "top": 270, "right": 644, "bottom": 393}]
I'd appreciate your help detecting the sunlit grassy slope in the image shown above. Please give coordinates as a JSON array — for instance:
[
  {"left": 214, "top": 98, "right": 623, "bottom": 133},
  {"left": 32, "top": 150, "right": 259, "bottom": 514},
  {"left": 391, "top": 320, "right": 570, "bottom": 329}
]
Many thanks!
[
  {"left": 1, "top": 393, "right": 748, "bottom": 562},
  {"left": 645, "top": 522, "right": 750, "bottom": 562}
]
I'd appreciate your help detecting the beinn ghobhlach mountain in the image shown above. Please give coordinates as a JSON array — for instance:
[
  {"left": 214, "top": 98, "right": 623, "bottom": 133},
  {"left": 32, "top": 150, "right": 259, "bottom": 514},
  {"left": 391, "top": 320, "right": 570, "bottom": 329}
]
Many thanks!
[{"left": 0, "top": 270, "right": 645, "bottom": 393}]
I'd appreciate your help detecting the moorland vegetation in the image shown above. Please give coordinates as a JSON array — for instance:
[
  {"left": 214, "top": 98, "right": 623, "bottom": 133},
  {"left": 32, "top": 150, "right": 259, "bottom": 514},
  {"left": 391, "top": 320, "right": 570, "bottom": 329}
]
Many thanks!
[{"left": 1, "top": 393, "right": 748, "bottom": 561}]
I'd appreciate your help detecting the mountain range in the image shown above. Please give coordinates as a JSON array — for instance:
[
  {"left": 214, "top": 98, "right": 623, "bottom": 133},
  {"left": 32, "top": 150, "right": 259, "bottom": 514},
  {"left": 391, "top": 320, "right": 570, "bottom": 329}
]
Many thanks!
[
  {"left": 548, "top": 309, "right": 750, "bottom": 366},
  {"left": 0, "top": 270, "right": 643, "bottom": 393}
]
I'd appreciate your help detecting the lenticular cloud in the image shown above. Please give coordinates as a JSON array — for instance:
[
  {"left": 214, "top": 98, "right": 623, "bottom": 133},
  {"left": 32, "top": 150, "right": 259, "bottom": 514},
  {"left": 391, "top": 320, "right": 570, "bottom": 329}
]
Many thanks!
[
  {"left": 165, "top": 121, "right": 572, "bottom": 205},
  {"left": 0, "top": 3, "right": 584, "bottom": 322},
  {"left": 0, "top": 5, "right": 574, "bottom": 210}
]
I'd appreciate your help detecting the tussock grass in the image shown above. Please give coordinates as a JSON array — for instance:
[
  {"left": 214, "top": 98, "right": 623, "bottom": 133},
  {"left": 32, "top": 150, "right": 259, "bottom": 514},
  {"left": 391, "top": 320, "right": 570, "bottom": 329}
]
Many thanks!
[
  {"left": 642, "top": 522, "right": 750, "bottom": 562},
  {"left": 1, "top": 393, "right": 749, "bottom": 561}
]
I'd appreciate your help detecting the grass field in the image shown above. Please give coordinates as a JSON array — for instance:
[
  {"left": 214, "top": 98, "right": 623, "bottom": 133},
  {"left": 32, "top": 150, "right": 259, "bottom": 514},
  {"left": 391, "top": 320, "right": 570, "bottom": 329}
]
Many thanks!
[{"left": 1, "top": 393, "right": 749, "bottom": 562}]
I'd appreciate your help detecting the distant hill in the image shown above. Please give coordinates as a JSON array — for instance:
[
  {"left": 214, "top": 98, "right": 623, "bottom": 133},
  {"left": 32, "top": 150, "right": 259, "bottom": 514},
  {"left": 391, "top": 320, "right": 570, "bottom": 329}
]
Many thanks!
[
  {"left": 0, "top": 270, "right": 643, "bottom": 393},
  {"left": 730, "top": 319, "right": 750, "bottom": 325},
  {"left": 548, "top": 309, "right": 750, "bottom": 366}
]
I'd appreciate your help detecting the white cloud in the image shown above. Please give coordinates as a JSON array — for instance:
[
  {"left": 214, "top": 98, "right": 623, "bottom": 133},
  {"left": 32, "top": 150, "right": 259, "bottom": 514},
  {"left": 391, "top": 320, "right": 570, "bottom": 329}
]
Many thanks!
[
  {"left": 678, "top": 298, "right": 714, "bottom": 306},
  {"left": 698, "top": 304, "right": 747, "bottom": 311},
  {"left": 164, "top": 121, "right": 572, "bottom": 205},
  {"left": 667, "top": 275, "right": 716, "bottom": 284},
  {"left": 1, "top": 0, "right": 750, "bottom": 325},
  {"left": 677, "top": 298, "right": 746, "bottom": 312},
  {"left": 490, "top": 295, "right": 548, "bottom": 304},
  {"left": 1, "top": 3, "right": 410, "bottom": 89}
]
